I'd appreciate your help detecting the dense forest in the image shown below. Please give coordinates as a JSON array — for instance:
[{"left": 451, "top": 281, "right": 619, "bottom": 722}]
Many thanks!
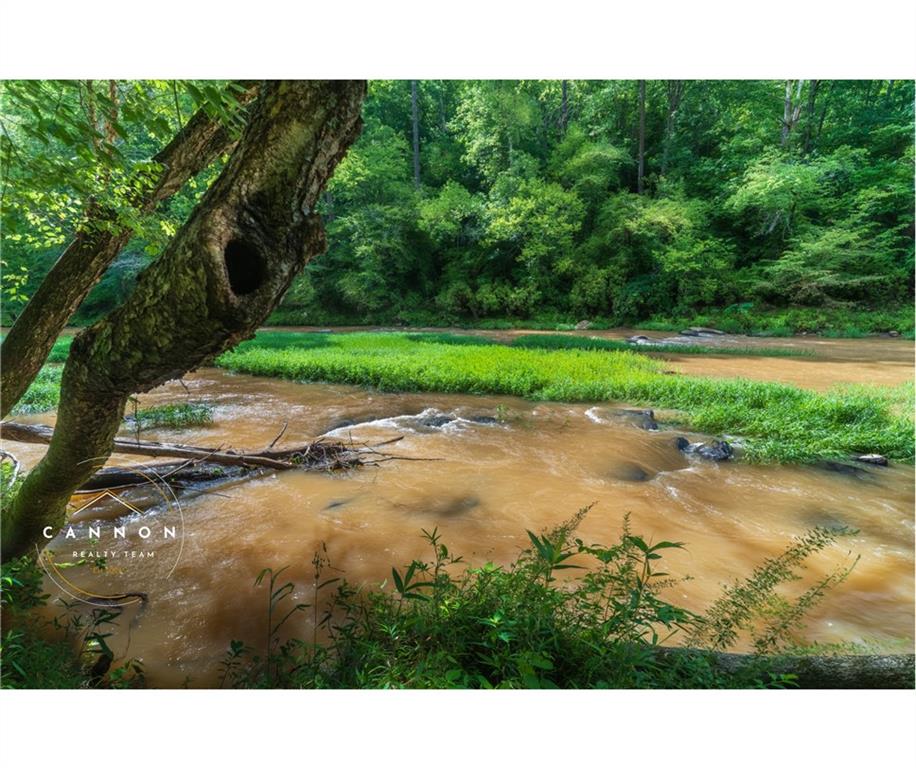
[{"left": 2, "top": 80, "right": 913, "bottom": 334}]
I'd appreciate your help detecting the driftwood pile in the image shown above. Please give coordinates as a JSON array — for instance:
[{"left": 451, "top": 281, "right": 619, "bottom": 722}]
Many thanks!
[{"left": 0, "top": 420, "right": 420, "bottom": 499}]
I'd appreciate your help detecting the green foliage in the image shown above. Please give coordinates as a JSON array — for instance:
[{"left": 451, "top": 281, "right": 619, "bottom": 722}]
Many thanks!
[
  {"left": 0, "top": 79, "right": 248, "bottom": 325},
  {"left": 219, "top": 512, "right": 851, "bottom": 689},
  {"left": 218, "top": 332, "right": 914, "bottom": 463},
  {"left": 123, "top": 402, "right": 213, "bottom": 430},
  {"left": 270, "top": 79, "right": 912, "bottom": 328},
  {"left": 0, "top": 556, "right": 144, "bottom": 689},
  {"left": 5, "top": 80, "right": 912, "bottom": 331},
  {"left": 10, "top": 365, "right": 63, "bottom": 414}
]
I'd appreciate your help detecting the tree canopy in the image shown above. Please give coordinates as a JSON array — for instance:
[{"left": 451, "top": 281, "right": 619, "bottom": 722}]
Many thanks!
[{"left": 2, "top": 80, "right": 913, "bottom": 329}]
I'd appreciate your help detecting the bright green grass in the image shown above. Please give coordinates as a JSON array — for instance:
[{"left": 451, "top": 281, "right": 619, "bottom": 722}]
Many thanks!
[
  {"left": 11, "top": 366, "right": 63, "bottom": 414},
  {"left": 124, "top": 402, "right": 214, "bottom": 430},
  {"left": 46, "top": 336, "right": 73, "bottom": 362},
  {"left": 217, "top": 332, "right": 914, "bottom": 464},
  {"left": 509, "top": 334, "right": 812, "bottom": 357}
]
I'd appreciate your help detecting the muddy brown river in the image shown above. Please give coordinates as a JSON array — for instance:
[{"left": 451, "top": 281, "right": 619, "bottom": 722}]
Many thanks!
[{"left": 8, "top": 332, "right": 915, "bottom": 687}]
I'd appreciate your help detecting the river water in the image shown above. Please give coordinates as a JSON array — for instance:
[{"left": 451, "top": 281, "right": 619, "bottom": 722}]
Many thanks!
[{"left": 9, "top": 332, "right": 915, "bottom": 687}]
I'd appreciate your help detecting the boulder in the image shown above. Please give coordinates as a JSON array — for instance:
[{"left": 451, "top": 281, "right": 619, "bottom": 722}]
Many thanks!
[
  {"left": 626, "top": 335, "right": 651, "bottom": 344},
  {"left": 679, "top": 329, "right": 700, "bottom": 337},
  {"left": 676, "top": 437, "right": 733, "bottom": 461},
  {"left": 855, "top": 454, "right": 888, "bottom": 466},
  {"left": 888, "top": 330, "right": 900, "bottom": 338},
  {"left": 575, "top": 320, "right": 593, "bottom": 330},
  {"left": 689, "top": 326, "right": 725, "bottom": 335}
]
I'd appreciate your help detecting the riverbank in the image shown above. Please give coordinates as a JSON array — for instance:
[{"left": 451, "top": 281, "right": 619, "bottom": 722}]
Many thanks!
[{"left": 264, "top": 304, "right": 915, "bottom": 338}]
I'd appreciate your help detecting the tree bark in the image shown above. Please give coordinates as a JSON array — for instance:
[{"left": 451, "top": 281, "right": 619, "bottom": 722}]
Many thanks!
[
  {"left": 637, "top": 80, "right": 646, "bottom": 194},
  {"left": 411, "top": 80, "right": 421, "bottom": 189},
  {"left": 660, "top": 80, "right": 684, "bottom": 176},
  {"left": 2, "top": 80, "right": 366, "bottom": 559},
  {"left": 781, "top": 79, "right": 805, "bottom": 147},
  {"left": 803, "top": 80, "right": 820, "bottom": 154},
  {"left": 655, "top": 648, "right": 914, "bottom": 689},
  {"left": 0, "top": 82, "right": 259, "bottom": 419}
]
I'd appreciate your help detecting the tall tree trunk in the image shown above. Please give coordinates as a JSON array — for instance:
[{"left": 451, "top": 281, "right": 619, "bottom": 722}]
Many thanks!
[
  {"left": 661, "top": 80, "right": 684, "bottom": 177},
  {"left": 411, "top": 80, "right": 421, "bottom": 189},
  {"left": 637, "top": 80, "right": 646, "bottom": 194},
  {"left": 560, "top": 79, "right": 569, "bottom": 133},
  {"left": 781, "top": 79, "right": 805, "bottom": 147},
  {"left": 0, "top": 83, "right": 259, "bottom": 420},
  {"left": 816, "top": 84, "right": 830, "bottom": 144},
  {"left": 2, "top": 80, "right": 365, "bottom": 559},
  {"left": 803, "top": 80, "right": 820, "bottom": 154}
]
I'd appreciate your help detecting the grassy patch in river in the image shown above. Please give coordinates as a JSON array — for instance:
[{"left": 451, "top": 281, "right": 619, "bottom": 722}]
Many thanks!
[
  {"left": 216, "top": 331, "right": 914, "bottom": 463},
  {"left": 124, "top": 402, "right": 214, "bottom": 430},
  {"left": 12, "top": 366, "right": 213, "bottom": 432}
]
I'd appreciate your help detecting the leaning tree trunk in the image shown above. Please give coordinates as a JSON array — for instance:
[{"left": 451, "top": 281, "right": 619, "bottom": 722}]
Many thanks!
[
  {"left": 2, "top": 80, "right": 365, "bottom": 559},
  {"left": 0, "top": 82, "right": 259, "bottom": 419}
]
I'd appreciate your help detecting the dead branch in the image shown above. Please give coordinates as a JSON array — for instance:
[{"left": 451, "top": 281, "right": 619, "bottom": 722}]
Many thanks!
[{"left": 1, "top": 421, "right": 438, "bottom": 496}]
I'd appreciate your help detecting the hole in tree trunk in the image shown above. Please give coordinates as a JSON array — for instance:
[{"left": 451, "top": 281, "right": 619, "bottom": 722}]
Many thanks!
[{"left": 224, "top": 239, "right": 266, "bottom": 296}]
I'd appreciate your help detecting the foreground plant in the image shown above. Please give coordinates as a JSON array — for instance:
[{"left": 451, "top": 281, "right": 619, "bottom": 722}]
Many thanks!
[{"left": 220, "top": 511, "right": 883, "bottom": 689}]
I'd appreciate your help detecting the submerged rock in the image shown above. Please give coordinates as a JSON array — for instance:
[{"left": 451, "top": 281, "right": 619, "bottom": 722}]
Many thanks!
[
  {"left": 676, "top": 437, "right": 733, "bottom": 461},
  {"left": 816, "top": 460, "right": 869, "bottom": 478},
  {"left": 418, "top": 413, "right": 455, "bottom": 429},
  {"left": 607, "top": 461, "right": 654, "bottom": 482},
  {"left": 408, "top": 494, "right": 481, "bottom": 517},
  {"left": 624, "top": 408, "right": 659, "bottom": 431},
  {"left": 589, "top": 407, "right": 659, "bottom": 431},
  {"left": 855, "top": 454, "right": 888, "bottom": 466},
  {"left": 466, "top": 414, "right": 499, "bottom": 425},
  {"left": 802, "top": 508, "right": 855, "bottom": 534}
]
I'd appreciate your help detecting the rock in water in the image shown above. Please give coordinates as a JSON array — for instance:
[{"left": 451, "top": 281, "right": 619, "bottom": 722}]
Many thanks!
[
  {"left": 676, "top": 437, "right": 733, "bottom": 461},
  {"left": 607, "top": 462, "right": 654, "bottom": 482},
  {"left": 591, "top": 407, "right": 659, "bottom": 431},
  {"left": 855, "top": 454, "right": 888, "bottom": 466},
  {"left": 816, "top": 460, "right": 869, "bottom": 478},
  {"left": 467, "top": 415, "right": 499, "bottom": 425},
  {"left": 626, "top": 335, "right": 651, "bottom": 344},
  {"left": 575, "top": 320, "right": 592, "bottom": 330},
  {"left": 888, "top": 331, "right": 900, "bottom": 337},
  {"left": 679, "top": 328, "right": 700, "bottom": 337},
  {"left": 419, "top": 413, "right": 455, "bottom": 429},
  {"left": 689, "top": 326, "right": 725, "bottom": 335}
]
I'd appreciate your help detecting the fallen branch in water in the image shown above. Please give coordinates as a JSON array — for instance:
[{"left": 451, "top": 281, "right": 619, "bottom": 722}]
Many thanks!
[{"left": 0, "top": 421, "right": 435, "bottom": 495}]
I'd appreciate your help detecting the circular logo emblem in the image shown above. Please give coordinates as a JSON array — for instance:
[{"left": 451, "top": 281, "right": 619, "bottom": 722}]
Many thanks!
[{"left": 38, "top": 460, "right": 185, "bottom": 606}]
